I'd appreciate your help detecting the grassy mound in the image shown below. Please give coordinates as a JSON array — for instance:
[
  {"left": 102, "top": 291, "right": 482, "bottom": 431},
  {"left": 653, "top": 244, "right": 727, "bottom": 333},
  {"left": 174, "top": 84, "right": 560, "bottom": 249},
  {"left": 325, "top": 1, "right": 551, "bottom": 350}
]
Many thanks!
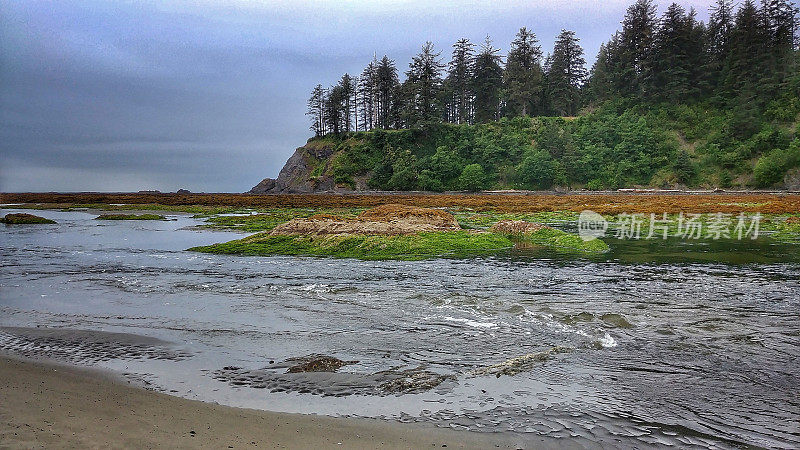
[
  {"left": 190, "top": 231, "right": 514, "bottom": 260},
  {"left": 0, "top": 213, "right": 56, "bottom": 224},
  {"left": 190, "top": 206, "right": 607, "bottom": 260},
  {"left": 190, "top": 225, "right": 607, "bottom": 260},
  {"left": 270, "top": 204, "right": 460, "bottom": 236},
  {"left": 95, "top": 214, "right": 165, "bottom": 221}
]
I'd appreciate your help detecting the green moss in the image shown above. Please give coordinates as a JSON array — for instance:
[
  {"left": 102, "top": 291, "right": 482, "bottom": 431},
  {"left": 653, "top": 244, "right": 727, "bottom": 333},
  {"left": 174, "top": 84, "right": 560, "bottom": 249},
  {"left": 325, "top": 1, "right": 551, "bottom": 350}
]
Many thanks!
[
  {"left": 771, "top": 217, "right": 800, "bottom": 242},
  {"left": 189, "top": 223, "right": 607, "bottom": 260},
  {"left": 190, "top": 231, "right": 514, "bottom": 260},
  {"left": 94, "top": 214, "right": 166, "bottom": 220},
  {"left": 0, "top": 213, "right": 56, "bottom": 224},
  {"left": 510, "top": 227, "right": 610, "bottom": 253}
]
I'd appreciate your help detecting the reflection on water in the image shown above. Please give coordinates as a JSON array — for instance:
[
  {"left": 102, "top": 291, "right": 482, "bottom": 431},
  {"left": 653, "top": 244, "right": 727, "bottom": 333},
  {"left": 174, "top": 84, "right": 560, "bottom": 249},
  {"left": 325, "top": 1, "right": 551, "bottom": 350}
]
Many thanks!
[{"left": 1, "top": 208, "right": 799, "bottom": 448}]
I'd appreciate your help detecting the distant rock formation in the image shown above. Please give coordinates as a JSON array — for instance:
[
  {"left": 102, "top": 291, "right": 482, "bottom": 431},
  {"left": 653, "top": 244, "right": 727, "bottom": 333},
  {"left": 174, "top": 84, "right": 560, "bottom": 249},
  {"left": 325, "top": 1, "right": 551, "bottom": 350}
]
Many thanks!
[{"left": 248, "top": 140, "right": 369, "bottom": 194}]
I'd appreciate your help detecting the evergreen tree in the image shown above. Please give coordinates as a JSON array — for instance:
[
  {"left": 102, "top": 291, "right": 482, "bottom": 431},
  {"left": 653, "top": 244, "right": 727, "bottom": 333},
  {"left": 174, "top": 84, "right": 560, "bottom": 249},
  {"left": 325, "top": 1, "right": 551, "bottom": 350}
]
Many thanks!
[
  {"left": 306, "top": 84, "right": 326, "bottom": 136},
  {"left": 587, "top": 34, "right": 625, "bottom": 102},
  {"left": 707, "top": 0, "right": 736, "bottom": 91},
  {"left": 722, "top": 0, "right": 770, "bottom": 99},
  {"left": 548, "top": 30, "right": 587, "bottom": 116},
  {"left": 376, "top": 56, "right": 399, "bottom": 129},
  {"left": 339, "top": 73, "right": 356, "bottom": 132},
  {"left": 403, "top": 42, "right": 445, "bottom": 128},
  {"left": 619, "top": 0, "right": 658, "bottom": 96},
  {"left": 358, "top": 58, "right": 378, "bottom": 130},
  {"left": 761, "top": 0, "right": 800, "bottom": 89},
  {"left": 503, "top": 27, "right": 544, "bottom": 117},
  {"left": 651, "top": 4, "right": 705, "bottom": 102},
  {"left": 472, "top": 36, "right": 504, "bottom": 123},
  {"left": 445, "top": 38, "right": 475, "bottom": 124},
  {"left": 324, "top": 85, "right": 346, "bottom": 135}
]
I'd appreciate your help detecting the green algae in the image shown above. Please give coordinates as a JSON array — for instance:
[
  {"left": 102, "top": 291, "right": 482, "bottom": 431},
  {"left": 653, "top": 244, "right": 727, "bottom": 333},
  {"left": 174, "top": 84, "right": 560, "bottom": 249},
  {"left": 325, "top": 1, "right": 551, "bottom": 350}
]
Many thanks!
[
  {"left": 0, "top": 213, "right": 56, "bottom": 224},
  {"left": 95, "top": 214, "right": 166, "bottom": 221}
]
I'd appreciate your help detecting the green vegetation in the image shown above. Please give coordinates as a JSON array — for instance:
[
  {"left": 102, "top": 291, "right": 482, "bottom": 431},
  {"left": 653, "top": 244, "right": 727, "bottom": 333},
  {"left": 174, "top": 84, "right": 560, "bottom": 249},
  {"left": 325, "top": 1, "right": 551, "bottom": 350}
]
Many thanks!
[
  {"left": 190, "top": 231, "right": 514, "bottom": 260},
  {"left": 189, "top": 225, "right": 608, "bottom": 260},
  {"left": 95, "top": 214, "right": 166, "bottom": 221},
  {"left": 511, "top": 228, "right": 610, "bottom": 253},
  {"left": 302, "top": 0, "right": 799, "bottom": 189},
  {"left": 0, "top": 213, "right": 56, "bottom": 224},
  {"left": 771, "top": 216, "right": 800, "bottom": 242},
  {"left": 200, "top": 208, "right": 363, "bottom": 232},
  {"left": 311, "top": 101, "right": 798, "bottom": 190}
]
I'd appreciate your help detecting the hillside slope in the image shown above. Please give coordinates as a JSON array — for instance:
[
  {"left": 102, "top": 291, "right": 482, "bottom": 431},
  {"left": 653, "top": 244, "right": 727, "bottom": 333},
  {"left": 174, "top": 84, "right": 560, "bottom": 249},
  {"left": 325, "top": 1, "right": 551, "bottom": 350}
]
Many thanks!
[{"left": 251, "top": 99, "right": 800, "bottom": 194}]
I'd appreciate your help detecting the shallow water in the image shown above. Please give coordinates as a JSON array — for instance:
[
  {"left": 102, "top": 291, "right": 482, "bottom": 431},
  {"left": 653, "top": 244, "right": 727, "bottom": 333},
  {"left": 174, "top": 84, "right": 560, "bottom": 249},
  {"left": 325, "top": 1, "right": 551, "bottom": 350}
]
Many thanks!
[{"left": 1, "top": 208, "right": 799, "bottom": 448}]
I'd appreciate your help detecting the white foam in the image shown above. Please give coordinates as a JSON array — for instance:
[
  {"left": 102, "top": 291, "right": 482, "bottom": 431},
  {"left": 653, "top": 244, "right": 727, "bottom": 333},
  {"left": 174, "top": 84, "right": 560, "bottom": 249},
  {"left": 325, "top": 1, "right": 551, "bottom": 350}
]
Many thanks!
[
  {"left": 599, "top": 333, "right": 617, "bottom": 348},
  {"left": 442, "top": 316, "right": 498, "bottom": 329}
]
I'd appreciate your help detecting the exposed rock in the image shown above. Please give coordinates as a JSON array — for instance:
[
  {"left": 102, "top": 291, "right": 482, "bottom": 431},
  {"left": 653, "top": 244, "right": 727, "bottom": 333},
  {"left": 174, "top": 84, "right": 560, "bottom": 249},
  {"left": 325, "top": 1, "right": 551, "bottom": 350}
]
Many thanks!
[
  {"left": 247, "top": 141, "right": 372, "bottom": 194},
  {"left": 269, "top": 204, "right": 461, "bottom": 236},
  {"left": 376, "top": 368, "right": 455, "bottom": 394},
  {"left": 176, "top": 189, "right": 191, "bottom": 194},
  {"left": 283, "top": 355, "right": 358, "bottom": 373},
  {"left": 1, "top": 213, "right": 56, "bottom": 224},
  {"left": 357, "top": 204, "right": 459, "bottom": 229},
  {"left": 785, "top": 168, "right": 800, "bottom": 191},
  {"left": 470, "top": 347, "right": 572, "bottom": 377},
  {"left": 248, "top": 178, "right": 276, "bottom": 194}
]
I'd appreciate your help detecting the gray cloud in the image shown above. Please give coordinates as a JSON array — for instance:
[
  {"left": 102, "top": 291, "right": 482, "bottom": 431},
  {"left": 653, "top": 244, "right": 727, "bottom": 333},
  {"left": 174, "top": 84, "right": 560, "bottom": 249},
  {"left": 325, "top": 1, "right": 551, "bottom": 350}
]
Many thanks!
[{"left": 0, "top": 0, "right": 715, "bottom": 192}]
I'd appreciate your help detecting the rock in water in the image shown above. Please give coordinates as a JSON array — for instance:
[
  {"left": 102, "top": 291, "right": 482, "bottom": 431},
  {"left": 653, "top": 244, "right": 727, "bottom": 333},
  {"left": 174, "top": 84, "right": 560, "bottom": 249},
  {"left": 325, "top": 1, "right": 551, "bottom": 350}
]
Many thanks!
[
  {"left": 284, "top": 355, "right": 358, "bottom": 373},
  {"left": 1, "top": 213, "right": 56, "bottom": 224}
]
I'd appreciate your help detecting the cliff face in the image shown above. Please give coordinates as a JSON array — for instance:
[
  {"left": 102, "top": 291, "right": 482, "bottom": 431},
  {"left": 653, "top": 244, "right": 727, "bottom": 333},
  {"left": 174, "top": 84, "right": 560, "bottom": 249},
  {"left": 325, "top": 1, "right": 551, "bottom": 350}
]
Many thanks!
[{"left": 249, "top": 141, "right": 370, "bottom": 194}]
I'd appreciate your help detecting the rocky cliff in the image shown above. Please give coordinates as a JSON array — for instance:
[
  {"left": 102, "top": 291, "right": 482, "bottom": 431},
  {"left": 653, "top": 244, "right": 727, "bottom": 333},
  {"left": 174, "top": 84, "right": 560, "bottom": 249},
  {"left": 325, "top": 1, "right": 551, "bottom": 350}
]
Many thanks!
[{"left": 249, "top": 140, "right": 370, "bottom": 194}]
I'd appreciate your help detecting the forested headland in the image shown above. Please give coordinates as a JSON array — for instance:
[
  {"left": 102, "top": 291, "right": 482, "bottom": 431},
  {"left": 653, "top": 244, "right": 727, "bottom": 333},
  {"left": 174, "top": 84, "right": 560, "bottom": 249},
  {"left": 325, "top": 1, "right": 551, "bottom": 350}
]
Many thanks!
[{"left": 291, "top": 0, "right": 799, "bottom": 192}]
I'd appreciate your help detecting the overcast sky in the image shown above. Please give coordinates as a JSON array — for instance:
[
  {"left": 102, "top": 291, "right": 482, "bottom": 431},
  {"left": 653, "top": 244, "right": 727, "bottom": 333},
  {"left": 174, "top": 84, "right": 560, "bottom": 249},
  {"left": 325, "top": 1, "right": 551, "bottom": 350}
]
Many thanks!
[{"left": 0, "top": 0, "right": 718, "bottom": 193}]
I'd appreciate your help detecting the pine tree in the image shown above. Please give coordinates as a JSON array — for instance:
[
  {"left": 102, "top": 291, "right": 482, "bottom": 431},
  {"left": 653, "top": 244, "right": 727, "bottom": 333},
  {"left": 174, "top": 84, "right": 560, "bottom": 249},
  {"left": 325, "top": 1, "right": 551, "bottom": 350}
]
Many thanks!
[
  {"left": 445, "top": 38, "right": 475, "bottom": 124},
  {"left": 358, "top": 58, "right": 378, "bottom": 130},
  {"left": 619, "top": 0, "right": 658, "bottom": 96},
  {"left": 339, "top": 73, "right": 356, "bottom": 132},
  {"left": 722, "top": 0, "right": 770, "bottom": 99},
  {"left": 651, "top": 4, "right": 705, "bottom": 102},
  {"left": 403, "top": 42, "right": 445, "bottom": 128},
  {"left": 548, "top": 30, "right": 587, "bottom": 116},
  {"left": 503, "top": 27, "right": 544, "bottom": 117},
  {"left": 707, "top": 0, "right": 735, "bottom": 92},
  {"left": 472, "top": 36, "right": 503, "bottom": 123},
  {"left": 376, "top": 56, "right": 399, "bottom": 129},
  {"left": 761, "top": 0, "right": 800, "bottom": 90},
  {"left": 325, "top": 85, "right": 346, "bottom": 135},
  {"left": 587, "top": 34, "right": 625, "bottom": 102},
  {"left": 306, "top": 84, "right": 326, "bottom": 136}
]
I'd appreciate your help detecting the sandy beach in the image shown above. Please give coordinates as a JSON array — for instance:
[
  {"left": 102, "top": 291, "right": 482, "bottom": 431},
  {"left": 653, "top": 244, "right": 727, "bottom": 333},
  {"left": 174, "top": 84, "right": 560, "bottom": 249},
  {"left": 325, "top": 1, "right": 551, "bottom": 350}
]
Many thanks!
[{"left": 0, "top": 356, "right": 541, "bottom": 449}]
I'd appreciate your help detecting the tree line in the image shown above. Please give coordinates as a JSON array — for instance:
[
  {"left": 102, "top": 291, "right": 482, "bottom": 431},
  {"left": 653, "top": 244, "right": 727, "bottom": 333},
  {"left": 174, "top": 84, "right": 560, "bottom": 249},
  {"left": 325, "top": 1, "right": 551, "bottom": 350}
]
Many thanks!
[{"left": 307, "top": 0, "right": 798, "bottom": 137}]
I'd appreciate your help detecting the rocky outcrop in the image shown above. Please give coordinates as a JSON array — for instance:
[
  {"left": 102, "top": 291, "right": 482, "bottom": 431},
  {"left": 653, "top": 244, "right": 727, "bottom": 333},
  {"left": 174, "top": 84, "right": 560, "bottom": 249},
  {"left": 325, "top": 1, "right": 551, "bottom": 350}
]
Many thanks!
[
  {"left": 249, "top": 141, "right": 367, "bottom": 194},
  {"left": 248, "top": 178, "right": 276, "bottom": 194}
]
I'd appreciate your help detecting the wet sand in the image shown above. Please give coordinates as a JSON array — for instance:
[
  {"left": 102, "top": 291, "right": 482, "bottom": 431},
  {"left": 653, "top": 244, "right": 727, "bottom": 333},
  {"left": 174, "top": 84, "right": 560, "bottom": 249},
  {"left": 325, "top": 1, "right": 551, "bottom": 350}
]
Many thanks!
[{"left": 0, "top": 356, "right": 539, "bottom": 449}]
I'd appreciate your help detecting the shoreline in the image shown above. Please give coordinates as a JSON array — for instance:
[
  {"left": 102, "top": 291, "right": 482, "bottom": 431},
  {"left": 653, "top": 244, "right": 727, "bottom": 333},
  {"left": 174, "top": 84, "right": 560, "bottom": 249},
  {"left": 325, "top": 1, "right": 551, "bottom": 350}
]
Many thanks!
[
  {"left": 3, "top": 191, "right": 800, "bottom": 215},
  {"left": 0, "top": 355, "right": 542, "bottom": 449}
]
